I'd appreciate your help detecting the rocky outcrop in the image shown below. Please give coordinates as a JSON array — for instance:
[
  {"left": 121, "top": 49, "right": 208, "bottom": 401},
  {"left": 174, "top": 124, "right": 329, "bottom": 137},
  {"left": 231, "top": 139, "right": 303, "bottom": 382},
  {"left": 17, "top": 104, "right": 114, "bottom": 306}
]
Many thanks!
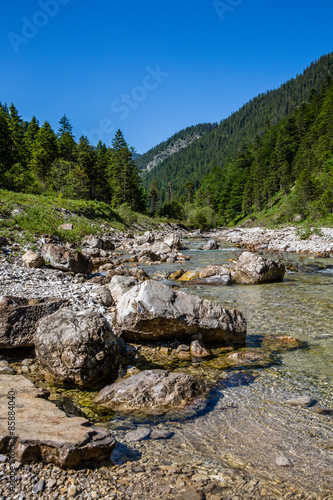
[
  {"left": 35, "top": 308, "right": 119, "bottom": 387},
  {"left": 0, "top": 375, "right": 116, "bottom": 468},
  {"left": 41, "top": 244, "right": 93, "bottom": 275},
  {"left": 231, "top": 252, "right": 285, "bottom": 284},
  {"left": 95, "top": 369, "right": 205, "bottom": 414},
  {"left": 22, "top": 250, "right": 45, "bottom": 268},
  {"left": 0, "top": 296, "right": 68, "bottom": 348},
  {"left": 114, "top": 280, "right": 246, "bottom": 345}
]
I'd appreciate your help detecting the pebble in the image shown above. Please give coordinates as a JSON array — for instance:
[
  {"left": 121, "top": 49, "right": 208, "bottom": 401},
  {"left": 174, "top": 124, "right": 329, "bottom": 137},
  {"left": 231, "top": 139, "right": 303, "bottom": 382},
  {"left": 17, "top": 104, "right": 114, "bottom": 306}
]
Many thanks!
[
  {"left": 32, "top": 479, "right": 45, "bottom": 493},
  {"left": 275, "top": 456, "right": 294, "bottom": 467},
  {"left": 68, "top": 485, "right": 77, "bottom": 497}
]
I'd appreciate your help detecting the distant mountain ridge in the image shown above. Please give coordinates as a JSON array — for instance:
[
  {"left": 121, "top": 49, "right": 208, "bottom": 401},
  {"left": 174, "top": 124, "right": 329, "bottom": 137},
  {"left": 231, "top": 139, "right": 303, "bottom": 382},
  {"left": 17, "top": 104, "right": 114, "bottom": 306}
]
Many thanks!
[
  {"left": 135, "top": 123, "right": 217, "bottom": 171},
  {"left": 141, "top": 53, "right": 333, "bottom": 203}
]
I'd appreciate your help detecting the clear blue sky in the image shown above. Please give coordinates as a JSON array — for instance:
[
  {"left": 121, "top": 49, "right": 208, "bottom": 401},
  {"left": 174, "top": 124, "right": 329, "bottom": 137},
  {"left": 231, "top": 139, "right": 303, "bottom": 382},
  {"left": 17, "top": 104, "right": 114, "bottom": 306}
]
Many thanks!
[{"left": 1, "top": 0, "right": 332, "bottom": 153}]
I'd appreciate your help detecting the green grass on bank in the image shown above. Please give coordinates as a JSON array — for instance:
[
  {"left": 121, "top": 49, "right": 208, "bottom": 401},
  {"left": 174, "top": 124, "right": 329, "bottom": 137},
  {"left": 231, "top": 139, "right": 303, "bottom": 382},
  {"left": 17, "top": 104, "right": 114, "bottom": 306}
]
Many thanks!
[{"left": 0, "top": 190, "right": 161, "bottom": 247}]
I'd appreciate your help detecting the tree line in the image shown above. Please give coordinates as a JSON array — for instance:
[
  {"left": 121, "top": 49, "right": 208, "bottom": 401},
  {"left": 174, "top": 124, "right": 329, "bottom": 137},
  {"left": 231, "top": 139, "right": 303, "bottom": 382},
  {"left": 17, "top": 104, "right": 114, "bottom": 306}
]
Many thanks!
[{"left": 0, "top": 107, "right": 146, "bottom": 212}]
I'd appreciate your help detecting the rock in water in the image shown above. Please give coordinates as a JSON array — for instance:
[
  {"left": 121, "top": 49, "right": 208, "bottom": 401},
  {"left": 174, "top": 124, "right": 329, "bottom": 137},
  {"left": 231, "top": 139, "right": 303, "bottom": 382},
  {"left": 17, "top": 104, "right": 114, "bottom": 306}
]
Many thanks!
[
  {"left": 41, "top": 244, "right": 93, "bottom": 275},
  {"left": 35, "top": 308, "right": 119, "bottom": 387},
  {"left": 0, "top": 375, "right": 116, "bottom": 468},
  {"left": 115, "top": 280, "right": 246, "bottom": 346},
  {"left": 0, "top": 296, "right": 69, "bottom": 348},
  {"left": 95, "top": 369, "right": 205, "bottom": 414},
  {"left": 202, "top": 239, "right": 219, "bottom": 250},
  {"left": 231, "top": 252, "right": 285, "bottom": 284}
]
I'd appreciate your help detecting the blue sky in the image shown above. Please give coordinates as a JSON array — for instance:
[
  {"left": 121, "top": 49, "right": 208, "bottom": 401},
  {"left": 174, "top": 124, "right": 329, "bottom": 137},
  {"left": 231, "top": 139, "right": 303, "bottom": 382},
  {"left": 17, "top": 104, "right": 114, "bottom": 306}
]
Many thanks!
[{"left": 1, "top": 0, "right": 332, "bottom": 153}]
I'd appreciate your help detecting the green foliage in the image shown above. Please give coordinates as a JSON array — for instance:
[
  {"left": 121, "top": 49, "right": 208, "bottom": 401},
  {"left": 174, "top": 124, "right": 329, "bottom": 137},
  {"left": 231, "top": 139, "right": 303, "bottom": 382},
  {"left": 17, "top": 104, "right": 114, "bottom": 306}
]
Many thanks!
[
  {"left": 0, "top": 107, "right": 147, "bottom": 213},
  {"left": 295, "top": 223, "right": 323, "bottom": 240},
  {"left": 157, "top": 201, "right": 184, "bottom": 220}
]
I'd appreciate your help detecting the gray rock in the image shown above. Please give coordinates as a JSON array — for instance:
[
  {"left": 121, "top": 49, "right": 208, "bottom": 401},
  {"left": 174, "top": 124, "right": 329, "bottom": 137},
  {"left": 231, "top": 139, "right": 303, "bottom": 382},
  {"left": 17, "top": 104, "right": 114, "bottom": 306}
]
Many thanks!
[
  {"left": 199, "top": 265, "right": 230, "bottom": 278},
  {"left": 58, "top": 223, "right": 73, "bottom": 231},
  {"left": 115, "top": 280, "right": 246, "bottom": 346},
  {"left": 82, "top": 235, "right": 104, "bottom": 249},
  {"left": 125, "top": 427, "right": 151, "bottom": 442},
  {"left": 0, "top": 366, "right": 15, "bottom": 375},
  {"left": 107, "top": 275, "right": 140, "bottom": 303},
  {"left": 149, "top": 241, "right": 172, "bottom": 255},
  {"left": 32, "top": 479, "right": 45, "bottom": 494},
  {"left": 231, "top": 252, "right": 285, "bottom": 284},
  {"left": 150, "top": 429, "right": 174, "bottom": 440},
  {"left": 41, "top": 244, "right": 93, "bottom": 275},
  {"left": 285, "top": 395, "right": 315, "bottom": 407},
  {"left": 190, "top": 340, "right": 210, "bottom": 358},
  {"left": 202, "top": 239, "right": 219, "bottom": 250},
  {"left": 95, "top": 369, "right": 205, "bottom": 413},
  {"left": 0, "top": 375, "right": 116, "bottom": 468},
  {"left": 0, "top": 296, "right": 69, "bottom": 349},
  {"left": 90, "top": 286, "right": 113, "bottom": 307},
  {"left": 22, "top": 251, "right": 45, "bottom": 269},
  {"left": 35, "top": 308, "right": 119, "bottom": 387},
  {"left": 275, "top": 456, "right": 294, "bottom": 467},
  {"left": 164, "top": 234, "right": 181, "bottom": 250}
]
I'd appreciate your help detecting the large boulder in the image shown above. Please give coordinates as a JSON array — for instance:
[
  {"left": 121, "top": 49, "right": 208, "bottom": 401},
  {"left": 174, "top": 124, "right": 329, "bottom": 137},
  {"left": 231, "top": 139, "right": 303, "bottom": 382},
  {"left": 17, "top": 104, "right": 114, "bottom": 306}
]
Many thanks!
[
  {"left": 0, "top": 375, "right": 116, "bottom": 468},
  {"left": 0, "top": 296, "right": 69, "bottom": 348},
  {"left": 231, "top": 252, "right": 285, "bottom": 284},
  {"left": 149, "top": 241, "right": 172, "bottom": 255},
  {"left": 94, "top": 369, "right": 205, "bottom": 414},
  {"left": 107, "top": 275, "right": 140, "bottom": 303},
  {"left": 114, "top": 280, "right": 246, "bottom": 346},
  {"left": 35, "top": 308, "right": 119, "bottom": 387},
  {"left": 41, "top": 244, "right": 93, "bottom": 275},
  {"left": 22, "top": 250, "right": 45, "bottom": 268},
  {"left": 164, "top": 234, "right": 182, "bottom": 250}
]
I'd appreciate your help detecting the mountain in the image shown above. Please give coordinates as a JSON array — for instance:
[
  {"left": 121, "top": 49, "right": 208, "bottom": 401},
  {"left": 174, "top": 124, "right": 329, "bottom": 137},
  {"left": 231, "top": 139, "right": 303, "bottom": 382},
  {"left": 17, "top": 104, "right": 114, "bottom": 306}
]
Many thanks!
[
  {"left": 141, "top": 53, "right": 333, "bottom": 204},
  {"left": 135, "top": 123, "right": 217, "bottom": 171}
]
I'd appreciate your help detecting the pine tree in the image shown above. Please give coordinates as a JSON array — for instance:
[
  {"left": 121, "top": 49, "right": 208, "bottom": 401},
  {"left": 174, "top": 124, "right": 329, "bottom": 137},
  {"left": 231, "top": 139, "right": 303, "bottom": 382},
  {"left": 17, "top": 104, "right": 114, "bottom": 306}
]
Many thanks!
[
  {"left": 58, "top": 114, "right": 77, "bottom": 162},
  {"left": 149, "top": 179, "right": 159, "bottom": 213},
  {"left": 30, "top": 121, "right": 58, "bottom": 186},
  {"left": 107, "top": 130, "right": 146, "bottom": 211},
  {"left": 0, "top": 108, "right": 14, "bottom": 187}
]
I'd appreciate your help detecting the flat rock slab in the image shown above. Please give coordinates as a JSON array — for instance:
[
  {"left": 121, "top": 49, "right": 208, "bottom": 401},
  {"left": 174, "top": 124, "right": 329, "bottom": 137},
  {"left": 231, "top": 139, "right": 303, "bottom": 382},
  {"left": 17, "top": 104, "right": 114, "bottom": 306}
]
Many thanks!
[{"left": 0, "top": 376, "right": 116, "bottom": 468}]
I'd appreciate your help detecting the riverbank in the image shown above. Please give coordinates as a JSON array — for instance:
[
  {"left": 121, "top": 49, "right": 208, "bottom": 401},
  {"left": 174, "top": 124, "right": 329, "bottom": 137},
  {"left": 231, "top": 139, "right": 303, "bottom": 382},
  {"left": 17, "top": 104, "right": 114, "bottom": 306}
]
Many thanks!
[{"left": 211, "top": 226, "right": 333, "bottom": 255}]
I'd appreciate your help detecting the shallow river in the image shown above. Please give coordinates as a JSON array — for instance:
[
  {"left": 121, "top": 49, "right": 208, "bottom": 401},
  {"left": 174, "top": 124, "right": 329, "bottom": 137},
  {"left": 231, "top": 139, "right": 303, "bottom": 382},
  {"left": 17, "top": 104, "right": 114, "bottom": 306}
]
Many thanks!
[
  {"left": 135, "top": 238, "right": 333, "bottom": 496},
  {"left": 56, "top": 238, "right": 333, "bottom": 497}
]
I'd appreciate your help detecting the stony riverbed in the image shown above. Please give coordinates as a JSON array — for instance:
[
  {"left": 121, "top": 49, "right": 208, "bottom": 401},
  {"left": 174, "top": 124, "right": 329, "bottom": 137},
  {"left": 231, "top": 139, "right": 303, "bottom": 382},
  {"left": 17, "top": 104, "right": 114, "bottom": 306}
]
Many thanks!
[{"left": 1, "top": 228, "right": 333, "bottom": 499}]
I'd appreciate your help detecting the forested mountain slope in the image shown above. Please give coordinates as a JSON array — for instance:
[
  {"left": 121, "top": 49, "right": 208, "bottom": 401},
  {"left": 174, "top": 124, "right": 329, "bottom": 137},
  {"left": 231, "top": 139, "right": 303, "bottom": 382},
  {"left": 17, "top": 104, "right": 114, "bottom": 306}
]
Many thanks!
[
  {"left": 135, "top": 123, "right": 217, "bottom": 171},
  {"left": 193, "top": 75, "right": 333, "bottom": 226},
  {"left": 142, "top": 53, "right": 333, "bottom": 203}
]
